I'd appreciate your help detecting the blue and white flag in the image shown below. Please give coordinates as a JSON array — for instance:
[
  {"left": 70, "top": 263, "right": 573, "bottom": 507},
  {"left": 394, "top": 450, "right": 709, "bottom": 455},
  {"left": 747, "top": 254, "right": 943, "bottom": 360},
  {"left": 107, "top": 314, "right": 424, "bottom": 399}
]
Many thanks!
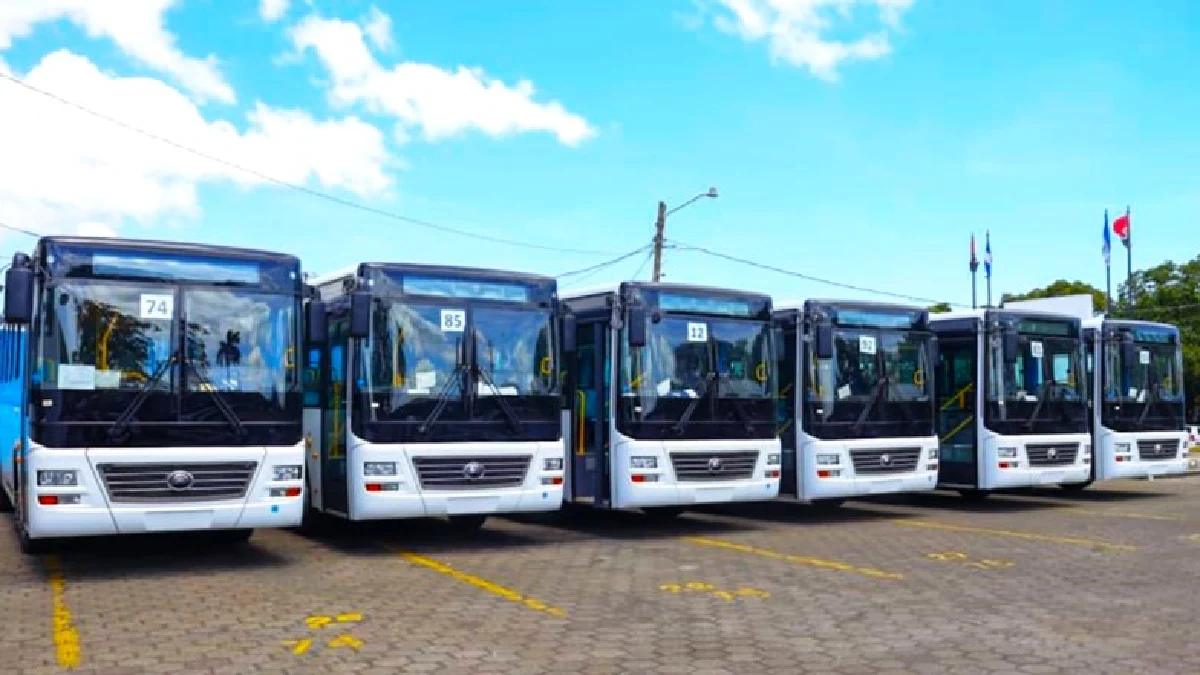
[
  {"left": 1102, "top": 209, "right": 1111, "bottom": 265},
  {"left": 984, "top": 230, "right": 993, "bottom": 278}
]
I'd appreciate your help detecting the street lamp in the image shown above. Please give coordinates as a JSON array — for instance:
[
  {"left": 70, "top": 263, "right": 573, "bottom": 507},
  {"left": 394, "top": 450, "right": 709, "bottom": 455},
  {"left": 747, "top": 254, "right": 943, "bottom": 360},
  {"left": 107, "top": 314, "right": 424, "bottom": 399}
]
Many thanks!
[{"left": 653, "top": 187, "right": 718, "bottom": 281}]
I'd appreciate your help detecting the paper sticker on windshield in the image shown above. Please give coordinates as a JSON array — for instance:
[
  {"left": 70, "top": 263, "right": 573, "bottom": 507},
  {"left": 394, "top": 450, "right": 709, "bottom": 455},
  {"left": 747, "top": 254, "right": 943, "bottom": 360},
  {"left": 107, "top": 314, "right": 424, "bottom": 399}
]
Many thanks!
[
  {"left": 1139, "top": 349, "right": 1151, "bottom": 365},
  {"left": 140, "top": 294, "right": 174, "bottom": 320},
  {"left": 57, "top": 364, "right": 96, "bottom": 390},
  {"left": 440, "top": 309, "right": 465, "bottom": 332},
  {"left": 837, "top": 384, "right": 852, "bottom": 400},
  {"left": 858, "top": 335, "right": 877, "bottom": 355},
  {"left": 1029, "top": 341, "right": 1044, "bottom": 359},
  {"left": 686, "top": 322, "right": 708, "bottom": 342}
]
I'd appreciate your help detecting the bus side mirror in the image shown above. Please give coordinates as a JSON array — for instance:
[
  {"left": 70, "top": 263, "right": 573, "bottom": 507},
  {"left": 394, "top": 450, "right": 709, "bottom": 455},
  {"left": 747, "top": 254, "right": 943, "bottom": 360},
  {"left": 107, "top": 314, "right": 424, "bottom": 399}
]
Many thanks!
[
  {"left": 1003, "top": 330, "right": 1019, "bottom": 362},
  {"left": 306, "top": 300, "right": 327, "bottom": 345},
  {"left": 3, "top": 265, "right": 34, "bottom": 325},
  {"left": 561, "top": 314, "right": 576, "bottom": 353},
  {"left": 627, "top": 306, "right": 647, "bottom": 348},
  {"left": 349, "top": 291, "right": 371, "bottom": 339},
  {"left": 814, "top": 324, "right": 833, "bottom": 360}
]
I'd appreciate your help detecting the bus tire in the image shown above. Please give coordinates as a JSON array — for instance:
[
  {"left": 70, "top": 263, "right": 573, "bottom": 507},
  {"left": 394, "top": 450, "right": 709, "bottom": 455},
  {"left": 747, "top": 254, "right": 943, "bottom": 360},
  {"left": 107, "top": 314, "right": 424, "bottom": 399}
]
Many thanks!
[
  {"left": 814, "top": 498, "right": 846, "bottom": 510},
  {"left": 642, "top": 506, "right": 686, "bottom": 522},
  {"left": 958, "top": 489, "right": 990, "bottom": 501},
  {"left": 0, "top": 483, "right": 13, "bottom": 514},
  {"left": 16, "top": 522, "right": 51, "bottom": 555},
  {"left": 214, "top": 529, "right": 254, "bottom": 545},
  {"left": 447, "top": 515, "right": 487, "bottom": 532}
]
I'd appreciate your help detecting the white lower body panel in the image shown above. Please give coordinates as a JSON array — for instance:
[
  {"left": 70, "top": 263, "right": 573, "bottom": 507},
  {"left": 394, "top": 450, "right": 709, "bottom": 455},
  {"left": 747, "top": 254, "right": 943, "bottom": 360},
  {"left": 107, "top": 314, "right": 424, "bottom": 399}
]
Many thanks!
[
  {"left": 609, "top": 436, "right": 781, "bottom": 510},
  {"left": 345, "top": 440, "right": 565, "bottom": 521},
  {"left": 794, "top": 436, "right": 939, "bottom": 502},
  {"left": 1095, "top": 430, "right": 1189, "bottom": 481},
  {"left": 25, "top": 442, "right": 305, "bottom": 539},
  {"left": 978, "top": 432, "right": 1091, "bottom": 489}
]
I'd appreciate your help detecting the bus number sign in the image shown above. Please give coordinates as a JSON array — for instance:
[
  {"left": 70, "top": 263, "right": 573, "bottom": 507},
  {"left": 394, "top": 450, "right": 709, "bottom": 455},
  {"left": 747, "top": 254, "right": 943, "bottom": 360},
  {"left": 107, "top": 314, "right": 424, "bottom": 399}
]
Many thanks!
[
  {"left": 440, "top": 309, "right": 466, "bottom": 332},
  {"left": 140, "top": 294, "right": 174, "bottom": 320},
  {"left": 687, "top": 322, "right": 708, "bottom": 342}
]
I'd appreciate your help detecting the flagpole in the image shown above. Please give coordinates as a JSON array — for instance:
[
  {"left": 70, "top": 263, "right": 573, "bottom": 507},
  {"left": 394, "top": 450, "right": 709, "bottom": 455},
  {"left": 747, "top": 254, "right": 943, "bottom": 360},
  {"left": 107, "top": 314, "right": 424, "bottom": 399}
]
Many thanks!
[
  {"left": 1103, "top": 208, "right": 1112, "bottom": 315},
  {"left": 1124, "top": 205, "right": 1133, "bottom": 312},
  {"left": 985, "top": 230, "right": 993, "bottom": 308},
  {"left": 969, "top": 233, "right": 979, "bottom": 309}
]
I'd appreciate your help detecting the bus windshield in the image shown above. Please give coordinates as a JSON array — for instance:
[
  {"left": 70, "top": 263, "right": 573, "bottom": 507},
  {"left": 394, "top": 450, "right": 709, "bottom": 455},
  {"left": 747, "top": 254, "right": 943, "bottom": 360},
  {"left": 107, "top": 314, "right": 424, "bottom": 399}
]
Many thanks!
[
  {"left": 1101, "top": 338, "right": 1184, "bottom": 431},
  {"left": 360, "top": 301, "right": 557, "bottom": 417},
  {"left": 805, "top": 327, "right": 934, "bottom": 439},
  {"left": 985, "top": 332, "right": 1087, "bottom": 434},
  {"left": 38, "top": 281, "right": 298, "bottom": 414}
]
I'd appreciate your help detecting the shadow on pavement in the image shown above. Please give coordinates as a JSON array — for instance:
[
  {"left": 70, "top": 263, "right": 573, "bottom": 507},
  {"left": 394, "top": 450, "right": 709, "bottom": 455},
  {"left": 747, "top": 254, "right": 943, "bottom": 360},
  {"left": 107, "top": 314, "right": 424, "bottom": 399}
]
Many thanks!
[{"left": 36, "top": 530, "right": 289, "bottom": 581}]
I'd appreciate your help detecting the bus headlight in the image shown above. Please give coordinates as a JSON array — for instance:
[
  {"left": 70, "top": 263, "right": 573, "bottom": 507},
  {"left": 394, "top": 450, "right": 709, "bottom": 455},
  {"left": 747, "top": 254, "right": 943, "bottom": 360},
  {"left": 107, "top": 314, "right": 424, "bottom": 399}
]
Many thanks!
[
  {"left": 37, "top": 470, "right": 78, "bottom": 487},
  {"left": 364, "top": 461, "right": 397, "bottom": 476},
  {"left": 631, "top": 456, "right": 657, "bottom": 469},
  {"left": 997, "top": 447, "right": 1017, "bottom": 459},
  {"left": 543, "top": 457, "right": 564, "bottom": 471},
  {"left": 767, "top": 454, "right": 781, "bottom": 466},
  {"left": 816, "top": 453, "right": 840, "bottom": 466},
  {"left": 272, "top": 465, "right": 303, "bottom": 481},
  {"left": 927, "top": 448, "right": 938, "bottom": 460},
  {"left": 1114, "top": 443, "right": 1131, "bottom": 455}
]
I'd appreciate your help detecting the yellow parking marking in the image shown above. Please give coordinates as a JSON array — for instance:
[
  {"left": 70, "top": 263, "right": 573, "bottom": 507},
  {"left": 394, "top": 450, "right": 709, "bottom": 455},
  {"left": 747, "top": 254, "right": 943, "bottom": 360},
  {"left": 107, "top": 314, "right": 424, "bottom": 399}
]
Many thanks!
[
  {"left": 891, "top": 519, "right": 1135, "bottom": 551},
  {"left": 682, "top": 536, "right": 905, "bottom": 580},
  {"left": 283, "top": 612, "right": 365, "bottom": 657},
  {"left": 1062, "top": 507, "right": 1183, "bottom": 522},
  {"left": 659, "top": 581, "right": 771, "bottom": 602},
  {"left": 926, "top": 551, "right": 1015, "bottom": 570},
  {"left": 45, "top": 556, "right": 81, "bottom": 669},
  {"left": 400, "top": 552, "right": 567, "bottom": 618}
]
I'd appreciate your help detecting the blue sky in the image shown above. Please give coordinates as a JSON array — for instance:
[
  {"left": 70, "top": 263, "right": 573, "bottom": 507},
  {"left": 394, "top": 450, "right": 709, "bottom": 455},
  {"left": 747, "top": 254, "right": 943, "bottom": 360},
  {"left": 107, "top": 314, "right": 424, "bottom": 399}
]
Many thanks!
[{"left": 0, "top": 0, "right": 1196, "bottom": 309}]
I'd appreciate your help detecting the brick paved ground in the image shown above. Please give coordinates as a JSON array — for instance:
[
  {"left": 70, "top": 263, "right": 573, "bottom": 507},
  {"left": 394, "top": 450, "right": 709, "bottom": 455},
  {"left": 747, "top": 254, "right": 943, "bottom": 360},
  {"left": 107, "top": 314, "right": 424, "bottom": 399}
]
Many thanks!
[{"left": 4, "top": 475, "right": 1200, "bottom": 674}]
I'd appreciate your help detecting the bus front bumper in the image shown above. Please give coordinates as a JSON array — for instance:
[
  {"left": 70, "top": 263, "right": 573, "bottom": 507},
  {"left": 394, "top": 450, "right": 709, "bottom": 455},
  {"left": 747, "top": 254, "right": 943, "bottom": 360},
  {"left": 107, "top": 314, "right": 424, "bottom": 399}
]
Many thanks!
[
  {"left": 801, "top": 471, "right": 938, "bottom": 501},
  {"left": 1101, "top": 457, "right": 1189, "bottom": 480},
  {"left": 352, "top": 486, "right": 564, "bottom": 520},
  {"left": 28, "top": 499, "right": 304, "bottom": 538},
  {"left": 989, "top": 465, "right": 1092, "bottom": 489},
  {"left": 613, "top": 479, "right": 779, "bottom": 510}
]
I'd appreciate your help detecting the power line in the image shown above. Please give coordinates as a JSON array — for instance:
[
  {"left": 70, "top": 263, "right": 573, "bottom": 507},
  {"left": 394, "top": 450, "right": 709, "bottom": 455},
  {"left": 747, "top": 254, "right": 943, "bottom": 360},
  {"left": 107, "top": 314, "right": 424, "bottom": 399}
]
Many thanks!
[
  {"left": 630, "top": 248, "right": 653, "bottom": 280},
  {"left": 0, "top": 221, "right": 40, "bottom": 238},
  {"left": 0, "top": 71, "right": 617, "bottom": 257},
  {"left": 556, "top": 245, "right": 649, "bottom": 279},
  {"left": 670, "top": 240, "right": 960, "bottom": 307}
]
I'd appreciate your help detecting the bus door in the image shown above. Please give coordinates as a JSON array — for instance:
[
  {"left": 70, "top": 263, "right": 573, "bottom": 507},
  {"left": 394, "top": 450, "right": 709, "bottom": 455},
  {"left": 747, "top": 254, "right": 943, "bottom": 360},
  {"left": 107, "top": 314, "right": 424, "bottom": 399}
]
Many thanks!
[
  {"left": 321, "top": 313, "right": 350, "bottom": 516},
  {"left": 935, "top": 336, "right": 978, "bottom": 487},
  {"left": 570, "top": 320, "right": 609, "bottom": 506}
]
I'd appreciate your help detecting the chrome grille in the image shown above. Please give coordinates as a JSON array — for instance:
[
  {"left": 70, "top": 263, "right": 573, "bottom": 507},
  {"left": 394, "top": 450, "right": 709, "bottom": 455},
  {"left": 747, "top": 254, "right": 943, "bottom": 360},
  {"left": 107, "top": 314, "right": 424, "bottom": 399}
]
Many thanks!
[
  {"left": 1026, "top": 443, "right": 1078, "bottom": 467},
  {"left": 97, "top": 462, "right": 257, "bottom": 503},
  {"left": 413, "top": 455, "right": 531, "bottom": 490},
  {"left": 1137, "top": 439, "right": 1180, "bottom": 461},
  {"left": 849, "top": 447, "right": 922, "bottom": 474},
  {"left": 669, "top": 451, "right": 758, "bottom": 482}
]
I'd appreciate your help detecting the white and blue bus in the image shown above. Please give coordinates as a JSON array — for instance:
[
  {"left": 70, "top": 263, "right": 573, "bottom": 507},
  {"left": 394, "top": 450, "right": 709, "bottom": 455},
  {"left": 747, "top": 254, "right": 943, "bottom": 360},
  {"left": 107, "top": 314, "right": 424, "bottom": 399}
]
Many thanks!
[
  {"left": 301, "top": 263, "right": 567, "bottom": 531},
  {"left": 1068, "top": 317, "right": 1189, "bottom": 488},
  {"left": 0, "top": 236, "right": 310, "bottom": 553},
  {"left": 930, "top": 308, "right": 1091, "bottom": 497},
  {"left": 773, "top": 300, "right": 939, "bottom": 506},
  {"left": 559, "top": 282, "right": 780, "bottom": 520}
]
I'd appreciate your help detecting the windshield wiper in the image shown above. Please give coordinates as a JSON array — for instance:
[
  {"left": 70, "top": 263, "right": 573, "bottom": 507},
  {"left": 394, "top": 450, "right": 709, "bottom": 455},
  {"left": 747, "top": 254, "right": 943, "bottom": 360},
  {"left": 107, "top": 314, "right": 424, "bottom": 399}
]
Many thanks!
[
  {"left": 185, "top": 359, "right": 247, "bottom": 439},
  {"left": 417, "top": 361, "right": 466, "bottom": 435},
  {"left": 671, "top": 371, "right": 716, "bottom": 435},
  {"left": 726, "top": 396, "right": 755, "bottom": 435},
  {"left": 1135, "top": 368, "right": 1179, "bottom": 430},
  {"left": 473, "top": 365, "right": 523, "bottom": 433},
  {"left": 1023, "top": 381, "right": 1054, "bottom": 431},
  {"left": 107, "top": 351, "right": 177, "bottom": 442},
  {"left": 851, "top": 374, "right": 888, "bottom": 435}
]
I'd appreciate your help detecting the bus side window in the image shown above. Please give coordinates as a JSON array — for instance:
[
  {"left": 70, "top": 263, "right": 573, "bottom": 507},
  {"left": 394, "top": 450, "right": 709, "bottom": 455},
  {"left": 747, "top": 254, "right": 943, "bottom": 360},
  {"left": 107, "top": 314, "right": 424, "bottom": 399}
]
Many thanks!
[{"left": 303, "top": 347, "right": 322, "bottom": 407}]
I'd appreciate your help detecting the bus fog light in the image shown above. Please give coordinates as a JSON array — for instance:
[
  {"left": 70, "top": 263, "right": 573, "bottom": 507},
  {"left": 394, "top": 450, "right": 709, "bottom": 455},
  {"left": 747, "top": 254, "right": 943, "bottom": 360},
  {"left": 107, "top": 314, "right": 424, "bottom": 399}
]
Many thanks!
[
  {"left": 631, "top": 456, "right": 657, "bottom": 469},
  {"left": 543, "top": 457, "right": 564, "bottom": 471},
  {"left": 37, "top": 470, "right": 78, "bottom": 487},
  {"left": 816, "top": 453, "right": 840, "bottom": 466},
  {"left": 541, "top": 476, "right": 564, "bottom": 486},
  {"left": 270, "top": 487, "right": 302, "bottom": 498},
  {"left": 365, "top": 482, "right": 400, "bottom": 492},
  {"left": 364, "top": 461, "right": 397, "bottom": 476},
  {"left": 630, "top": 474, "right": 659, "bottom": 483},
  {"left": 997, "top": 447, "right": 1017, "bottom": 459},
  {"left": 767, "top": 453, "right": 781, "bottom": 466},
  {"left": 272, "top": 465, "right": 303, "bottom": 481}
]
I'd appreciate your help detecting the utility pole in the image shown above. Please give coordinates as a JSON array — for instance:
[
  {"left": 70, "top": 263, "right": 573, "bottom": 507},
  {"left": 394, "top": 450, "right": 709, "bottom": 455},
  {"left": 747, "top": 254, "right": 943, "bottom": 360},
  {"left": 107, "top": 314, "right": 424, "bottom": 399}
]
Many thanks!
[{"left": 651, "top": 200, "right": 667, "bottom": 282}]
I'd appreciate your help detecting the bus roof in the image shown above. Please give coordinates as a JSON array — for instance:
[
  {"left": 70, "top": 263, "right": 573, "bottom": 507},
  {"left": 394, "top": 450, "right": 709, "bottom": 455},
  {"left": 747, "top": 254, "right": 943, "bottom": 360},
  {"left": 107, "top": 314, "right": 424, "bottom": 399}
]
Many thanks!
[
  {"left": 560, "top": 280, "right": 769, "bottom": 302},
  {"left": 773, "top": 297, "right": 926, "bottom": 314},
  {"left": 930, "top": 307, "right": 1082, "bottom": 324},
  {"left": 308, "top": 261, "right": 555, "bottom": 286},
  {"left": 1082, "top": 316, "right": 1179, "bottom": 332},
  {"left": 37, "top": 235, "right": 300, "bottom": 265}
]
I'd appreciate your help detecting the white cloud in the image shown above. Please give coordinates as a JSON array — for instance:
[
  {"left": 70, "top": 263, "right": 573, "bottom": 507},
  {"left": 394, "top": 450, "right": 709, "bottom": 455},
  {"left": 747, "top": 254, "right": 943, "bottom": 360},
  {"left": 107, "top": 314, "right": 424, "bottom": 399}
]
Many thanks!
[
  {"left": 260, "top": 0, "right": 289, "bottom": 23},
  {"left": 0, "top": 50, "right": 392, "bottom": 237},
  {"left": 0, "top": 0, "right": 235, "bottom": 103},
  {"left": 708, "top": 0, "right": 914, "bottom": 81},
  {"left": 290, "top": 12, "right": 595, "bottom": 146},
  {"left": 362, "top": 6, "right": 392, "bottom": 51}
]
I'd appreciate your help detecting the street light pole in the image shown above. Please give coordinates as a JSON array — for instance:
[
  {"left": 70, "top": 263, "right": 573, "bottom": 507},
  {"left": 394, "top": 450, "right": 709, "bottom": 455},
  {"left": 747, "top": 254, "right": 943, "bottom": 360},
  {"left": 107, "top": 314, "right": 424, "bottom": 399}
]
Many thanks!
[{"left": 651, "top": 187, "right": 717, "bottom": 282}]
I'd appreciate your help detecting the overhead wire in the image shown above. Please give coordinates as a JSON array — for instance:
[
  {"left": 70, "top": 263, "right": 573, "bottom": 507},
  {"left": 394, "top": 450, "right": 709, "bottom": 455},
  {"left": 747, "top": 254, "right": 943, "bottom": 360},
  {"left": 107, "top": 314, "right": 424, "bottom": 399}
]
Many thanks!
[
  {"left": 0, "top": 71, "right": 618, "bottom": 256},
  {"left": 555, "top": 245, "right": 650, "bottom": 280}
]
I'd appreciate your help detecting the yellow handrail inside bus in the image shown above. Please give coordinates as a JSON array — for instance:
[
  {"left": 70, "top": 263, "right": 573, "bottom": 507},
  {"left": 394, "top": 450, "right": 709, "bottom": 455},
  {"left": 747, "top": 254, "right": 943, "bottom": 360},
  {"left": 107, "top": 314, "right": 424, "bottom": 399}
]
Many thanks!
[
  {"left": 939, "top": 414, "right": 974, "bottom": 444},
  {"left": 575, "top": 390, "right": 586, "bottom": 456},
  {"left": 940, "top": 382, "right": 974, "bottom": 411},
  {"left": 98, "top": 317, "right": 115, "bottom": 371}
]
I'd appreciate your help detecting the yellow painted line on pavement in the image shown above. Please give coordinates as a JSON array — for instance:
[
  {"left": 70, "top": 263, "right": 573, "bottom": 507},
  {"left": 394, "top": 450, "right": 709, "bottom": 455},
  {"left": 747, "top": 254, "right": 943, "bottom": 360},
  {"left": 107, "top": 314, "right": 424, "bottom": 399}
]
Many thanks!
[
  {"left": 890, "top": 519, "right": 1135, "bottom": 551},
  {"left": 45, "top": 556, "right": 81, "bottom": 669},
  {"left": 399, "top": 552, "right": 567, "bottom": 618},
  {"left": 682, "top": 536, "right": 905, "bottom": 581},
  {"left": 1062, "top": 507, "right": 1183, "bottom": 522}
]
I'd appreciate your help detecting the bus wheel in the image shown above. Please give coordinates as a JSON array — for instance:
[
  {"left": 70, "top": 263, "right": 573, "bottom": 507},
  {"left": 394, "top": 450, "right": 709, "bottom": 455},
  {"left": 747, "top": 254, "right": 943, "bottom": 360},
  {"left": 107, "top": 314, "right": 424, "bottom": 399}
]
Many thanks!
[
  {"left": 958, "top": 489, "right": 990, "bottom": 501},
  {"left": 814, "top": 499, "right": 846, "bottom": 510},
  {"left": 1060, "top": 479, "right": 1094, "bottom": 492},
  {"left": 0, "top": 484, "right": 12, "bottom": 514},
  {"left": 447, "top": 515, "right": 488, "bottom": 532},
  {"left": 642, "top": 506, "right": 686, "bottom": 523},
  {"left": 213, "top": 529, "right": 254, "bottom": 545},
  {"left": 16, "top": 523, "right": 51, "bottom": 555}
]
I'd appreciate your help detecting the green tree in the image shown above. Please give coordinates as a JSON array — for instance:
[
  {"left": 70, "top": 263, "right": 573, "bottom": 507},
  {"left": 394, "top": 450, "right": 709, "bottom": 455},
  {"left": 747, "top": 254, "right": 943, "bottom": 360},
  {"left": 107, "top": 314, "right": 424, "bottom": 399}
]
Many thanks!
[
  {"left": 1000, "top": 280, "right": 1108, "bottom": 312},
  {"left": 928, "top": 302, "right": 952, "bottom": 313}
]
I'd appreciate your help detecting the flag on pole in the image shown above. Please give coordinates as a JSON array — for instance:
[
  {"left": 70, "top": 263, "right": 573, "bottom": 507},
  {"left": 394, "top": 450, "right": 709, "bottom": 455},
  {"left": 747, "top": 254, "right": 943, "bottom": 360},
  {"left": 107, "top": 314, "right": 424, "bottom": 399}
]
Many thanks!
[
  {"left": 1113, "top": 208, "right": 1131, "bottom": 247},
  {"left": 984, "top": 230, "right": 992, "bottom": 278},
  {"left": 1102, "top": 209, "right": 1111, "bottom": 265},
  {"left": 969, "top": 233, "right": 978, "bottom": 270}
]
